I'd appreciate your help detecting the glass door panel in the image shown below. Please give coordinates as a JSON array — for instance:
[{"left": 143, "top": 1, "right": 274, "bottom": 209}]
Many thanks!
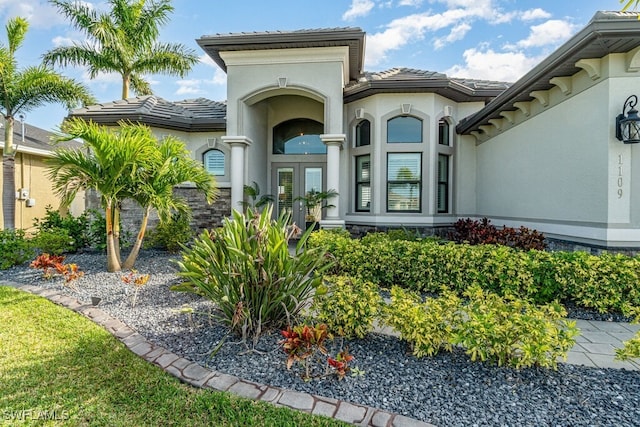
[{"left": 276, "top": 168, "right": 294, "bottom": 221}]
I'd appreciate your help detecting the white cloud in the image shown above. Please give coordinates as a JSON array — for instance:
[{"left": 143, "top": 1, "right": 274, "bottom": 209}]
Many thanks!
[
  {"left": 515, "top": 19, "right": 576, "bottom": 49},
  {"left": 399, "top": 0, "right": 424, "bottom": 6},
  {"left": 176, "top": 79, "right": 202, "bottom": 96},
  {"left": 199, "top": 53, "right": 216, "bottom": 68},
  {"left": 52, "top": 35, "right": 76, "bottom": 47},
  {"left": 520, "top": 8, "right": 551, "bottom": 21},
  {"left": 433, "top": 22, "right": 471, "bottom": 50},
  {"left": 0, "top": 0, "right": 67, "bottom": 29},
  {"left": 212, "top": 68, "right": 226, "bottom": 85},
  {"left": 446, "top": 48, "right": 542, "bottom": 82},
  {"left": 342, "top": 0, "right": 375, "bottom": 21}
]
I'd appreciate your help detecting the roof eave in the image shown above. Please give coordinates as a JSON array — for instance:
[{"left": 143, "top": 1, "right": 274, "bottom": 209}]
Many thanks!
[{"left": 457, "top": 11, "right": 640, "bottom": 135}]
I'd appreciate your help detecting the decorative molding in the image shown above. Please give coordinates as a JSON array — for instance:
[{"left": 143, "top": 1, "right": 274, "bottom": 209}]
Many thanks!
[
  {"left": 549, "top": 76, "right": 572, "bottom": 95},
  {"left": 575, "top": 58, "right": 602, "bottom": 80},
  {"left": 401, "top": 103, "right": 412, "bottom": 114},
  {"left": 513, "top": 102, "right": 531, "bottom": 117},
  {"left": 626, "top": 46, "right": 640, "bottom": 73},
  {"left": 207, "top": 137, "right": 217, "bottom": 148},
  {"left": 355, "top": 108, "right": 365, "bottom": 119},
  {"left": 488, "top": 119, "right": 503, "bottom": 131},
  {"left": 443, "top": 105, "right": 453, "bottom": 117},
  {"left": 470, "top": 130, "right": 483, "bottom": 140},
  {"left": 499, "top": 111, "right": 516, "bottom": 124},
  {"left": 277, "top": 77, "right": 288, "bottom": 88},
  {"left": 529, "top": 91, "right": 549, "bottom": 107},
  {"left": 479, "top": 125, "right": 493, "bottom": 135}
]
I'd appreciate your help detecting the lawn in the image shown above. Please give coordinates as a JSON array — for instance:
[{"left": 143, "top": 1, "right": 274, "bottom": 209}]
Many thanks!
[{"left": 0, "top": 286, "right": 346, "bottom": 427}]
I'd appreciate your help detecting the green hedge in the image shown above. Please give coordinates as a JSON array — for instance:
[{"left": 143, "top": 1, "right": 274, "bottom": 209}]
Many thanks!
[{"left": 308, "top": 230, "right": 640, "bottom": 314}]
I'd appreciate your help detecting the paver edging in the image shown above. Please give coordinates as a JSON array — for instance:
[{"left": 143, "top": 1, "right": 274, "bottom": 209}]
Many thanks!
[{"left": 4, "top": 282, "right": 435, "bottom": 427}]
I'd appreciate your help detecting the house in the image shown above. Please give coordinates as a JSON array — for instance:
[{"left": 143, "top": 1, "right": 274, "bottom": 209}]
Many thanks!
[
  {"left": 70, "top": 11, "right": 640, "bottom": 251},
  {"left": 0, "top": 121, "right": 85, "bottom": 231}
]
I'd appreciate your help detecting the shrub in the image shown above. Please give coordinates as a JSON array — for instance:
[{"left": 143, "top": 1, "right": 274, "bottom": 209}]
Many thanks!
[
  {"left": 452, "top": 286, "right": 578, "bottom": 369},
  {"left": 383, "top": 286, "right": 463, "bottom": 357},
  {"left": 33, "top": 205, "right": 90, "bottom": 252},
  {"left": 312, "top": 275, "right": 383, "bottom": 339},
  {"left": 0, "top": 229, "right": 34, "bottom": 269},
  {"left": 308, "top": 231, "right": 640, "bottom": 314},
  {"left": 145, "top": 211, "right": 193, "bottom": 253},
  {"left": 32, "top": 228, "right": 75, "bottom": 255},
  {"left": 450, "top": 217, "right": 546, "bottom": 251},
  {"left": 86, "top": 209, "right": 132, "bottom": 251},
  {"left": 382, "top": 285, "right": 578, "bottom": 368},
  {"left": 173, "top": 207, "right": 332, "bottom": 345}
]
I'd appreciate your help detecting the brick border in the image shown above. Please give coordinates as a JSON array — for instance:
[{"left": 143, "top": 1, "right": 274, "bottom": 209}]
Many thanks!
[{"left": 4, "top": 282, "right": 434, "bottom": 427}]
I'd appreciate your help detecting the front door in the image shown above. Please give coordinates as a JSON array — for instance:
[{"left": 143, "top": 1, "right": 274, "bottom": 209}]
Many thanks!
[{"left": 272, "top": 163, "right": 325, "bottom": 230}]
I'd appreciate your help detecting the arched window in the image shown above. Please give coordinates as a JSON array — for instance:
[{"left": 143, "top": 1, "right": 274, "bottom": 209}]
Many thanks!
[
  {"left": 273, "top": 118, "right": 325, "bottom": 154},
  {"left": 355, "top": 119, "right": 371, "bottom": 147},
  {"left": 203, "top": 149, "right": 225, "bottom": 175},
  {"left": 387, "top": 116, "right": 422, "bottom": 143}
]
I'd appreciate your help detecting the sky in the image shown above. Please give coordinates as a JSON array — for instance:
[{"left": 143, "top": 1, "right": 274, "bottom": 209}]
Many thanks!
[{"left": 0, "top": 0, "right": 630, "bottom": 132}]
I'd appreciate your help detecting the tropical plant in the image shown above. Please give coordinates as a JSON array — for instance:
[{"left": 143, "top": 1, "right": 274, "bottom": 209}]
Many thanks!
[
  {"left": 294, "top": 189, "right": 338, "bottom": 222},
  {"left": 621, "top": 0, "right": 640, "bottom": 12},
  {"left": 173, "top": 206, "right": 332, "bottom": 346},
  {"left": 0, "top": 17, "right": 94, "bottom": 230},
  {"left": 241, "top": 181, "right": 274, "bottom": 211},
  {"left": 0, "top": 229, "right": 34, "bottom": 269},
  {"left": 122, "top": 135, "right": 217, "bottom": 269},
  {"left": 44, "top": 0, "right": 198, "bottom": 99},
  {"left": 47, "top": 119, "right": 214, "bottom": 271}
]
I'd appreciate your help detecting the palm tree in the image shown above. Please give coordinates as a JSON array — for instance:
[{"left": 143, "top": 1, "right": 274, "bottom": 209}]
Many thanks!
[
  {"left": 48, "top": 119, "right": 216, "bottom": 272},
  {"left": 622, "top": 1, "right": 640, "bottom": 11},
  {"left": 48, "top": 119, "right": 158, "bottom": 271},
  {"left": 122, "top": 135, "right": 217, "bottom": 269},
  {"left": 0, "top": 17, "right": 94, "bottom": 230},
  {"left": 44, "top": 0, "right": 199, "bottom": 99}
]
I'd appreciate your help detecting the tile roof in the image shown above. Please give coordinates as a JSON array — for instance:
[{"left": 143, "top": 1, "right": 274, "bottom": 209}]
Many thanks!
[
  {"left": 0, "top": 122, "right": 81, "bottom": 154},
  {"left": 69, "top": 96, "right": 227, "bottom": 132},
  {"left": 344, "top": 67, "right": 511, "bottom": 103}
]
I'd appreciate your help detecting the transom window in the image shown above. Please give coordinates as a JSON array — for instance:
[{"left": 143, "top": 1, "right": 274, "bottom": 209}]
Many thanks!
[
  {"left": 273, "top": 118, "right": 326, "bottom": 155},
  {"left": 439, "top": 119, "right": 450, "bottom": 146},
  {"left": 387, "top": 153, "right": 421, "bottom": 212},
  {"left": 203, "top": 149, "right": 225, "bottom": 176},
  {"left": 355, "top": 119, "right": 371, "bottom": 147},
  {"left": 387, "top": 116, "right": 422, "bottom": 143}
]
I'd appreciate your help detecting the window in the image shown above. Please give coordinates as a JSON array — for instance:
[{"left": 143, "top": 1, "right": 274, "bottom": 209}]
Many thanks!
[
  {"left": 438, "top": 119, "right": 450, "bottom": 146},
  {"left": 355, "top": 119, "right": 371, "bottom": 147},
  {"left": 356, "top": 155, "right": 371, "bottom": 212},
  {"left": 273, "top": 118, "right": 326, "bottom": 154},
  {"left": 203, "top": 149, "right": 225, "bottom": 175},
  {"left": 387, "top": 116, "right": 422, "bottom": 143},
  {"left": 387, "top": 153, "right": 421, "bottom": 212},
  {"left": 437, "top": 154, "right": 449, "bottom": 213}
]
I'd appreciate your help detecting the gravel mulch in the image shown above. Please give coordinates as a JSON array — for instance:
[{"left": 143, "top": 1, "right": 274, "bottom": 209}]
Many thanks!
[{"left": 2, "top": 250, "right": 640, "bottom": 427}]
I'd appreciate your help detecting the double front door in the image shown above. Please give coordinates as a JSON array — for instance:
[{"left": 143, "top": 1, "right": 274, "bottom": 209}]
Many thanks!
[{"left": 272, "top": 163, "right": 325, "bottom": 230}]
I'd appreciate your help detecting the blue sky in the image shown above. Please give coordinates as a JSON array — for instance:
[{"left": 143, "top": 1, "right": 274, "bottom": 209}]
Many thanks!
[{"left": 0, "top": 0, "right": 628, "bottom": 132}]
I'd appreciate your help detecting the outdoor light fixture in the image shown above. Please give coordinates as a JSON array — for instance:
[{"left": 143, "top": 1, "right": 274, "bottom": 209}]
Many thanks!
[{"left": 616, "top": 95, "right": 640, "bottom": 144}]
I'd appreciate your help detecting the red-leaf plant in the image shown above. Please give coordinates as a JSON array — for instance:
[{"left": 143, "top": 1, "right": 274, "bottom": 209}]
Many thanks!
[
  {"left": 280, "top": 323, "right": 356, "bottom": 381},
  {"left": 30, "top": 253, "right": 84, "bottom": 290}
]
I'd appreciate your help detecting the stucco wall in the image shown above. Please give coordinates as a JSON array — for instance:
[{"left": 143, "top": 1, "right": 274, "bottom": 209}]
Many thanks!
[{"left": 1, "top": 151, "right": 85, "bottom": 232}]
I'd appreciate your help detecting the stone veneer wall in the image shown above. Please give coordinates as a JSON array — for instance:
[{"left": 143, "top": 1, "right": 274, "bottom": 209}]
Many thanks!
[{"left": 85, "top": 187, "right": 232, "bottom": 241}]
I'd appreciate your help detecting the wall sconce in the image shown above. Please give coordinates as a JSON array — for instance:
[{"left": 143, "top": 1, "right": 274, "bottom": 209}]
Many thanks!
[{"left": 616, "top": 95, "right": 640, "bottom": 144}]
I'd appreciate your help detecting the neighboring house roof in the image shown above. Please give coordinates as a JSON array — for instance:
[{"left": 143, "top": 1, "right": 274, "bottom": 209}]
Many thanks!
[
  {"left": 68, "top": 96, "right": 227, "bottom": 132},
  {"left": 457, "top": 11, "right": 640, "bottom": 135},
  {"left": 343, "top": 68, "right": 511, "bottom": 103},
  {"left": 197, "top": 27, "right": 366, "bottom": 82},
  {"left": 0, "top": 122, "right": 81, "bottom": 156}
]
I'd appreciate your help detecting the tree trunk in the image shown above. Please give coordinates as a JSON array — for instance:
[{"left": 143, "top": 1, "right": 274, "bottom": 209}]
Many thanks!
[
  {"left": 122, "top": 74, "right": 130, "bottom": 99},
  {"left": 113, "top": 204, "right": 122, "bottom": 264},
  {"left": 122, "top": 205, "right": 150, "bottom": 270},
  {"left": 105, "top": 201, "right": 121, "bottom": 272},
  {"left": 2, "top": 117, "right": 16, "bottom": 229}
]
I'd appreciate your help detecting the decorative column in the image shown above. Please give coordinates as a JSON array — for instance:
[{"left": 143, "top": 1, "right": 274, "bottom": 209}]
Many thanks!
[
  {"left": 222, "top": 136, "right": 252, "bottom": 213},
  {"left": 320, "top": 134, "right": 346, "bottom": 229}
]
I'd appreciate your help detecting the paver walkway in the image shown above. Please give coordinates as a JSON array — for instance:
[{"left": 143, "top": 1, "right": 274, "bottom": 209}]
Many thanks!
[{"left": 3, "top": 281, "right": 639, "bottom": 427}]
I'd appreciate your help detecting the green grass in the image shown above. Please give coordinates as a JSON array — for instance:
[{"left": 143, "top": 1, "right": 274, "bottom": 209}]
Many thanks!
[{"left": 0, "top": 286, "right": 346, "bottom": 427}]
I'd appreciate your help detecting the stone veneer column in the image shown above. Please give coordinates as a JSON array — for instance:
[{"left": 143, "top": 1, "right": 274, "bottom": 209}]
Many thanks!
[
  {"left": 222, "top": 136, "right": 252, "bottom": 213},
  {"left": 320, "top": 134, "right": 346, "bottom": 229}
]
